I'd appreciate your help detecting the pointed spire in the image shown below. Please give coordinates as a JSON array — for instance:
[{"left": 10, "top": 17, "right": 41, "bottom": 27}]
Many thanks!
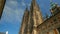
[
  {"left": 32, "top": 0, "right": 36, "bottom": 5},
  {"left": 25, "top": 7, "right": 28, "bottom": 11},
  {"left": 19, "top": 7, "right": 29, "bottom": 34},
  {"left": 24, "top": 7, "right": 29, "bottom": 15},
  {"left": 30, "top": 0, "right": 40, "bottom": 11},
  {"left": 25, "top": 4, "right": 29, "bottom": 12},
  {"left": 30, "top": 0, "right": 43, "bottom": 34},
  {"left": 30, "top": 0, "right": 43, "bottom": 24}
]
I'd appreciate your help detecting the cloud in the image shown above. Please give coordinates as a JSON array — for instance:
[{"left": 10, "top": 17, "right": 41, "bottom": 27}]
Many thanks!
[
  {"left": 9, "top": 0, "right": 18, "bottom": 6},
  {"left": 22, "top": 2, "right": 26, "bottom": 6},
  {"left": 6, "top": 0, "right": 18, "bottom": 8},
  {"left": 21, "top": 0, "right": 26, "bottom": 6},
  {"left": 2, "top": 6, "right": 23, "bottom": 24},
  {"left": 0, "top": 0, "right": 24, "bottom": 24}
]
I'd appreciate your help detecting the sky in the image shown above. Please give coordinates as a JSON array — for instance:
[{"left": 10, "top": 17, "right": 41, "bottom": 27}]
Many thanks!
[{"left": 0, "top": 0, "right": 60, "bottom": 34}]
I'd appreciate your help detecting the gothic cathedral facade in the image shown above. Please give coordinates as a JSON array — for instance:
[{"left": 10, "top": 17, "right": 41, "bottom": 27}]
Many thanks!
[{"left": 19, "top": 0, "right": 60, "bottom": 34}]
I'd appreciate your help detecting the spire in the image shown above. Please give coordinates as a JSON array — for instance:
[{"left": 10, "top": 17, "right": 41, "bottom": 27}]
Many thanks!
[
  {"left": 30, "top": 0, "right": 43, "bottom": 26},
  {"left": 25, "top": 7, "right": 28, "bottom": 12},
  {"left": 32, "top": 0, "right": 36, "bottom": 5},
  {"left": 19, "top": 7, "right": 29, "bottom": 34},
  {"left": 32, "top": 0, "right": 40, "bottom": 10},
  {"left": 30, "top": 0, "right": 39, "bottom": 11},
  {"left": 30, "top": 0, "right": 43, "bottom": 34}
]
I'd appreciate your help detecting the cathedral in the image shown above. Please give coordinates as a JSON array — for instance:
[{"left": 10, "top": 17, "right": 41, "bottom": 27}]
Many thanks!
[
  {"left": 19, "top": 0, "right": 60, "bottom": 34},
  {"left": 0, "top": 0, "right": 60, "bottom": 34}
]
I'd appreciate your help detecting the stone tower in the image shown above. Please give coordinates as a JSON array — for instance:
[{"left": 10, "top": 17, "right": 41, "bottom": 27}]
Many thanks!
[
  {"left": 0, "top": 0, "right": 6, "bottom": 19},
  {"left": 19, "top": 0, "right": 44, "bottom": 34},
  {"left": 19, "top": 7, "right": 29, "bottom": 34},
  {"left": 30, "top": 0, "right": 43, "bottom": 34},
  {"left": 19, "top": 0, "right": 60, "bottom": 34}
]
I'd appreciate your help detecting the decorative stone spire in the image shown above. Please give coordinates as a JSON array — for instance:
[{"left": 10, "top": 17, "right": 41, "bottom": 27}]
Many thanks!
[
  {"left": 32, "top": 0, "right": 36, "bottom": 5},
  {"left": 0, "top": 0, "right": 6, "bottom": 19},
  {"left": 30, "top": 0, "right": 43, "bottom": 34},
  {"left": 30, "top": 0, "right": 40, "bottom": 11},
  {"left": 30, "top": 0, "right": 43, "bottom": 26},
  {"left": 19, "top": 7, "right": 29, "bottom": 34}
]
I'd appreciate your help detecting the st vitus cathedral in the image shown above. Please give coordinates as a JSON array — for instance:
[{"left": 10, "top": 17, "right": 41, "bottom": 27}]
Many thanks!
[
  {"left": 19, "top": 0, "right": 60, "bottom": 34},
  {"left": 0, "top": 0, "right": 60, "bottom": 34}
]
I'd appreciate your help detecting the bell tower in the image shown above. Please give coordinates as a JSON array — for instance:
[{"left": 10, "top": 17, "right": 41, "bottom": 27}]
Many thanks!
[{"left": 30, "top": 0, "right": 43, "bottom": 34}]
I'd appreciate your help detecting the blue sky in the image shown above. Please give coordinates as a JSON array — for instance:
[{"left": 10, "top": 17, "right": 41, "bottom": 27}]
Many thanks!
[{"left": 0, "top": 0, "right": 60, "bottom": 34}]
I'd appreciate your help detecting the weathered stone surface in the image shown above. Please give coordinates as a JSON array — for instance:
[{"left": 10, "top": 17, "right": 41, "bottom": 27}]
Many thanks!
[{"left": 37, "top": 11, "right": 60, "bottom": 34}]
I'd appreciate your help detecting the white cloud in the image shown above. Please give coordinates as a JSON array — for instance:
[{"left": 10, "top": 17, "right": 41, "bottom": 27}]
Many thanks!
[
  {"left": 3, "top": 7, "right": 19, "bottom": 23},
  {"left": 21, "top": 0, "right": 26, "bottom": 6},
  {"left": 22, "top": 2, "right": 26, "bottom": 6},
  {"left": 0, "top": 0, "right": 24, "bottom": 24},
  {"left": 28, "top": 3, "right": 31, "bottom": 6},
  {"left": 6, "top": 0, "right": 18, "bottom": 7},
  {"left": 9, "top": 0, "right": 18, "bottom": 6}
]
